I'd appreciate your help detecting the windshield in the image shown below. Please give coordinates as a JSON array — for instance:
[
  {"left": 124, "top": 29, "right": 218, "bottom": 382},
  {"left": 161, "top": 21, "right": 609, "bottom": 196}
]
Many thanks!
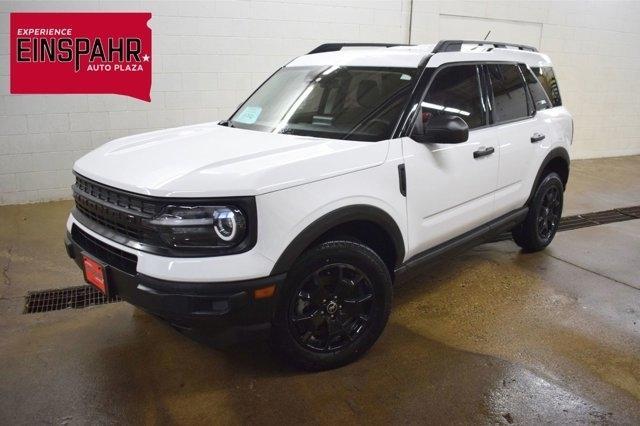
[{"left": 228, "top": 66, "right": 417, "bottom": 141}]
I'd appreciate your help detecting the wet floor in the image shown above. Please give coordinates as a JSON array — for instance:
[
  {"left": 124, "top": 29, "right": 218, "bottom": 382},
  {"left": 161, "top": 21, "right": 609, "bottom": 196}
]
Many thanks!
[{"left": 1, "top": 156, "right": 639, "bottom": 424}]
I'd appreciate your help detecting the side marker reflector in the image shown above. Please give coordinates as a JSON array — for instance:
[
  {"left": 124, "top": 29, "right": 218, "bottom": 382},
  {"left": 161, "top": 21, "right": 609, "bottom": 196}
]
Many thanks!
[{"left": 254, "top": 284, "right": 276, "bottom": 299}]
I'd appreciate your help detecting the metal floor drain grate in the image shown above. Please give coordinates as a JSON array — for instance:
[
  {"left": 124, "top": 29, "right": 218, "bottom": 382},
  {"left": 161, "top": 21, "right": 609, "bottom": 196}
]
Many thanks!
[
  {"left": 24, "top": 285, "right": 121, "bottom": 314},
  {"left": 493, "top": 205, "right": 640, "bottom": 242}
]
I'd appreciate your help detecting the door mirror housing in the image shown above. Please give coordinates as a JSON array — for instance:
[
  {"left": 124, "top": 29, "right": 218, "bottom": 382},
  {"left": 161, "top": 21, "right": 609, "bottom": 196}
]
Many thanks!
[{"left": 411, "top": 114, "right": 469, "bottom": 144}]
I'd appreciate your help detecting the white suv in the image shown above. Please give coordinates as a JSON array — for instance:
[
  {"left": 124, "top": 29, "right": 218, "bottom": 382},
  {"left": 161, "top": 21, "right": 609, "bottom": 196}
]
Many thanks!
[{"left": 65, "top": 40, "right": 573, "bottom": 370}]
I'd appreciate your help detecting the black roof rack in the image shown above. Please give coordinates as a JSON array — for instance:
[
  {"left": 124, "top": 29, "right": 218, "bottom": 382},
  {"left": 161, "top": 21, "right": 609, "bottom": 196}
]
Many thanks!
[
  {"left": 307, "top": 43, "right": 411, "bottom": 55},
  {"left": 432, "top": 40, "right": 538, "bottom": 53}
]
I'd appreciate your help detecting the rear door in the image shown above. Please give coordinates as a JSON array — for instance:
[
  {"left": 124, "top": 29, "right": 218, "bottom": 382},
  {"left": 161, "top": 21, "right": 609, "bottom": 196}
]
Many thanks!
[
  {"left": 486, "top": 63, "right": 549, "bottom": 215},
  {"left": 402, "top": 64, "right": 499, "bottom": 257}
]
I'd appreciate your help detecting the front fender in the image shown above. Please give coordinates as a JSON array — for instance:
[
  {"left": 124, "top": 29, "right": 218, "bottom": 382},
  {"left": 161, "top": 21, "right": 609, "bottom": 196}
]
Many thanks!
[{"left": 270, "top": 204, "right": 405, "bottom": 275}]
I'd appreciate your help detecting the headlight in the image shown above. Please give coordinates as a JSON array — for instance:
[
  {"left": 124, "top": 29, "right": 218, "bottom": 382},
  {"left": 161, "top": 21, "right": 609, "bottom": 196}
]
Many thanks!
[
  {"left": 214, "top": 208, "right": 240, "bottom": 241},
  {"left": 146, "top": 205, "right": 246, "bottom": 249}
]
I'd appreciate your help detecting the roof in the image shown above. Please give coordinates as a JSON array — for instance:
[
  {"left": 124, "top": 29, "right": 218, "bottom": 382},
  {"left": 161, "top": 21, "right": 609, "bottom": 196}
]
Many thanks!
[
  {"left": 287, "top": 46, "right": 433, "bottom": 68},
  {"left": 287, "top": 41, "right": 553, "bottom": 69}
]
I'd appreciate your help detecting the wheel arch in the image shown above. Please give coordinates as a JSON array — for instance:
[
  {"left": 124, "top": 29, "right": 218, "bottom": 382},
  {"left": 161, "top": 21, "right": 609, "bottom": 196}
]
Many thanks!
[
  {"left": 270, "top": 205, "right": 405, "bottom": 276},
  {"left": 527, "top": 147, "right": 570, "bottom": 205}
]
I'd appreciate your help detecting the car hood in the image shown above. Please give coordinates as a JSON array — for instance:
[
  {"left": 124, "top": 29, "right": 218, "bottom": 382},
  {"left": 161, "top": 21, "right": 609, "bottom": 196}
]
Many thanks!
[{"left": 73, "top": 122, "right": 389, "bottom": 197}]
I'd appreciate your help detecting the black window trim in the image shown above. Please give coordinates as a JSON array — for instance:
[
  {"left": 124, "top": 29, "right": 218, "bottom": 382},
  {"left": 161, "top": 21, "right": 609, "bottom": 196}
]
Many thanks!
[
  {"left": 478, "top": 63, "right": 493, "bottom": 127},
  {"left": 392, "top": 55, "right": 435, "bottom": 138},
  {"left": 519, "top": 65, "right": 536, "bottom": 118}
]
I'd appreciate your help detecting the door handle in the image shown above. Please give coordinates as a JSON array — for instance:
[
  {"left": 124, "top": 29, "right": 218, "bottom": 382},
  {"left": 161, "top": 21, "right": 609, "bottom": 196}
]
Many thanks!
[
  {"left": 473, "top": 146, "right": 495, "bottom": 159},
  {"left": 531, "top": 132, "right": 546, "bottom": 143}
]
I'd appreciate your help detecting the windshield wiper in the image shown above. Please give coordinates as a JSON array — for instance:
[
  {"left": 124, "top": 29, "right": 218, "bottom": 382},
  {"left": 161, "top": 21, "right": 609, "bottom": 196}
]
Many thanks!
[{"left": 218, "top": 120, "right": 234, "bottom": 128}]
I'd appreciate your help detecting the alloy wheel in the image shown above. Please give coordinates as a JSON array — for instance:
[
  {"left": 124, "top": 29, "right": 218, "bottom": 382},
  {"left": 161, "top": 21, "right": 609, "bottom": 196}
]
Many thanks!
[
  {"left": 537, "top": 186, "right": 561, "bottom": 240},
  {"left": 288, "top": 263, "right": 374, "bottom": 352}
]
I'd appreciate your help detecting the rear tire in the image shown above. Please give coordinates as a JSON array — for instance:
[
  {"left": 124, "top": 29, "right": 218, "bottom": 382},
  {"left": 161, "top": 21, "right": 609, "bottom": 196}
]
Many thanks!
[
  {"left": 512, "top": 172, "right": 564, "bottom": 252},
  {"left": 270, "top": 240, "right": 392, "bottom": 371}
]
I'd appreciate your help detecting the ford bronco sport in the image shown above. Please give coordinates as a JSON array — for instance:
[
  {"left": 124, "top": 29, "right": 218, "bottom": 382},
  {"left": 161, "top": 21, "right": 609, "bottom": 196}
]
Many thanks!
[{"left": 65, "top": 40, "right": 573, "bottom": 370}]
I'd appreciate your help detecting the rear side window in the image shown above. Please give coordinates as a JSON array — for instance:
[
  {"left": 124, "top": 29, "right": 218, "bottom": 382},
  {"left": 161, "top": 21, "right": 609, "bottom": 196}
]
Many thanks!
[
  {"left": 487, "top": 64, "right": 529, "bottom": 123},
  {"left": 520, "top": 64, "right": 551, "bottom": 111},
  {"left": 531, "top": 66, "right": 562, "bottom": 107},
  {"left": 422, "top": 65, "right": 486, "bottom": 129}
]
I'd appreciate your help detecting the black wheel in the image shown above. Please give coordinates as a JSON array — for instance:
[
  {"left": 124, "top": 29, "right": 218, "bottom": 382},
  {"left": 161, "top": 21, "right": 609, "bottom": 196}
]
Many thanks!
[
  {"left": 270, "top": 240, "right": 392, "bottom": 371},
  {"left": 512, "top": 172, "right": 564, "bottom": 252}
]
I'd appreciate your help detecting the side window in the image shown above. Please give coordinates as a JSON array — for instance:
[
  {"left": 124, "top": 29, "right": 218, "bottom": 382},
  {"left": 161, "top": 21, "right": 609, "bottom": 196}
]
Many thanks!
[
  {"left": 421, "top": 65, "right": 486, "bottom": 129},
  {"left": 487, "top": 64, "right": 529, "bottom": 123},
  {"left": 519, "top": 64, "right": 551, "bottom": 111},
  {"left": 531, "top": 66, "right": 562, "bottom": 107}
]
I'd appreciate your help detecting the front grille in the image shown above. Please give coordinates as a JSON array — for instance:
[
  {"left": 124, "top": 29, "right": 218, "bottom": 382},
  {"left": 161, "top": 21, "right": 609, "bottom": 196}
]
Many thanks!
[
  {"left": 73, "top": 174, "right": 160, "bottom": 241},
  {"left": 75, "top": 197, "right": 146, "bottom": 240},
  {"left": 75, "top": 175, "right": 160, "bottom": 215}
]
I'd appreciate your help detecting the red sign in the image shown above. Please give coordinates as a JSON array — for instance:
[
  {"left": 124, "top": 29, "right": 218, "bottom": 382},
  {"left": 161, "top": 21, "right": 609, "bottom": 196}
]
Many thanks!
[{"left": 10, "top": 12, "right": 152, "bottom": 101}]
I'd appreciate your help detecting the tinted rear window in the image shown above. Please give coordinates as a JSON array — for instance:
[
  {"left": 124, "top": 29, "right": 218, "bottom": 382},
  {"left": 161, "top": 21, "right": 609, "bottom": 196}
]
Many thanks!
[
  {"left": 487, "top": 64, "right": 529, "bottom": 123},
  {"left": 531, "top": 66, "right": 562, "bottom": 107}
]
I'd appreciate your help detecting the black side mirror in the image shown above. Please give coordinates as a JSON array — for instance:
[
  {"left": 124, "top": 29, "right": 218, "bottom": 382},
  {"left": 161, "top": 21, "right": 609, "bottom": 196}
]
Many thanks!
[{"left": 411, "top": 114, "right": 469, "bottom": 144}]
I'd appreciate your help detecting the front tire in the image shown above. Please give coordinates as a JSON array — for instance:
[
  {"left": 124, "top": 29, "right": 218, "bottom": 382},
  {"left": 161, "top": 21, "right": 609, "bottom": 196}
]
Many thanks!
[
  {"left": 512, "top": 172, "right": 564, "bottom": 252},
  {"left": 270, "top": 240, "right": 392, "bottom": 371}
]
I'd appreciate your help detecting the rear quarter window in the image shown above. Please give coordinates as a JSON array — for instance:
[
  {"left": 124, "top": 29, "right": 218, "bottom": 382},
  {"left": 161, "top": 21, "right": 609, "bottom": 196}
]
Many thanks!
[
  {"left": 519, "top": 64, "right": 551, "bottom": 111},
  {"left": 530, "top": 66, "right": 562, "bottom": 107}
]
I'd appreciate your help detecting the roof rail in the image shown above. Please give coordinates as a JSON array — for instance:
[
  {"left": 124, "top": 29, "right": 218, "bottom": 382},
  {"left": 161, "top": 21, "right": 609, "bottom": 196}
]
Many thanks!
[
  {"left": 432, "top": 40, "right": 538, "bottom": 53},
  {"left": 307, "top": 43, "right": 411, "bottom": 55}
]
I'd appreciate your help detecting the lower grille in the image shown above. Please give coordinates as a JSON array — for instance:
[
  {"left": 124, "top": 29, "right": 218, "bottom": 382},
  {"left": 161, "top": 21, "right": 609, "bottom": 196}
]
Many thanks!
[
  {"left": 23, "top": 285, "right": 121, "bottom": 314},
  {"left": 72, "top": 225, "right": 138, "bottom": 275}
]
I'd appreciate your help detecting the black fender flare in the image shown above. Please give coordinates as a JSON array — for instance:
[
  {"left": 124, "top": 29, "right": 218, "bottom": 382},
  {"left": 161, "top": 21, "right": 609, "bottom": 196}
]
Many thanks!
[
  {"left": 270, "top": 205, "right": 405, "bottom": 275},
  {"left": 527, "top": 147, "right": 570, "bottom": 205}
]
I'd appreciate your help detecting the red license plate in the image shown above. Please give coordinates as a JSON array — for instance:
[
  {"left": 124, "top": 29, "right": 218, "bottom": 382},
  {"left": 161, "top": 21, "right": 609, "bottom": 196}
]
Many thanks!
[{"left": 82, "top": 255, "right": 108, "bottom": 295}]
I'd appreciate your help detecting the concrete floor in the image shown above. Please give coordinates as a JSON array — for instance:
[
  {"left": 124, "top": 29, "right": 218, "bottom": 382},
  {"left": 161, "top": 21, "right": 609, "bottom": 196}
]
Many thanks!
[{"left": 0, "top": 156, "right": 639, "bottom": 424}]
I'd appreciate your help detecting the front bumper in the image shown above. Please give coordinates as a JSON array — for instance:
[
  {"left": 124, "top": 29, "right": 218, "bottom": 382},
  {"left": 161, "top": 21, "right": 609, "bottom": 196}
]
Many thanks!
[{"left": 65, "top": 224, "right": 285, "bottom": 344}]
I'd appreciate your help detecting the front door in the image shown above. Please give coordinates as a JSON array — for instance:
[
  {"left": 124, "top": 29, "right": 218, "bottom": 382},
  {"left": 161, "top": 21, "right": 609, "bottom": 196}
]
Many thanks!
[{"left": 403, "top": 64, "right": 499, "bottom": 258}]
